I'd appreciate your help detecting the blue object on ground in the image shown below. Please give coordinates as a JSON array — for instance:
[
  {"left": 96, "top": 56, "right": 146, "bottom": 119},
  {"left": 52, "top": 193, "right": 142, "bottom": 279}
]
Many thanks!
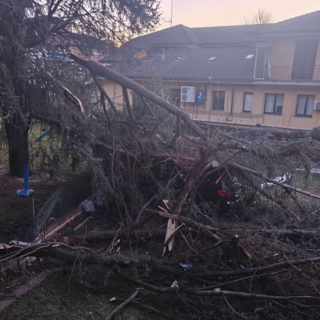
[
  {"left": 179, "top": 263, "right": 194, "bottom": 271},
  {"left": 17, "top": 164, "right": 34, "bottom": 197}
]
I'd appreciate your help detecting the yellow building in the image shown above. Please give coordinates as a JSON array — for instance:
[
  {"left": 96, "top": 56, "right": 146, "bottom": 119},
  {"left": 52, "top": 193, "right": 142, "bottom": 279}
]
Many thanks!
[{"left": 102, "top": 11, "right": 320, "bottom": 130}]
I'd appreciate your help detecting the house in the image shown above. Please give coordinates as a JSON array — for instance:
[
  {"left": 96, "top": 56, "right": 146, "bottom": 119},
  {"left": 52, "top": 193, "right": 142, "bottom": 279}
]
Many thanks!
[{"left": 102, "top": 10, "right": 320, "bottom": 130}]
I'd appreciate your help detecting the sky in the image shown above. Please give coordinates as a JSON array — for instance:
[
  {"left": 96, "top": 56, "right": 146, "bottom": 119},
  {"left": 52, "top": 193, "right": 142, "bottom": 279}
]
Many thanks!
[{"left": 157, "top": 0, "right": 320, "bottom": 29}]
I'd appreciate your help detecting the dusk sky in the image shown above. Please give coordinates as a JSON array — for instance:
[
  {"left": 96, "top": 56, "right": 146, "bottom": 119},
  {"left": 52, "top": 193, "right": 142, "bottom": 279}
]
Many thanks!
[{"left": 157, "top": 0, "right": 320, "bottom": 29}]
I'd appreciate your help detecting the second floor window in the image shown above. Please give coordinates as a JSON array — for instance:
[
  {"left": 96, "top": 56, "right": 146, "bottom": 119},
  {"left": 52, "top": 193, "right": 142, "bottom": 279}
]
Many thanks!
[
  {"left": 292, "top": 41, "right": 318, "bottom": 80},
  {"left": 264, "top": 93, "right": 284, "bottom": 115},
  {"left": 243, "top": 93, "right": 253, "bottom": 112},
  {"left": 212, "top": 91, "right": 225, "bottom": 111},
  {"left": 296, "top": 95, "right": 314, "bottom": 116}
]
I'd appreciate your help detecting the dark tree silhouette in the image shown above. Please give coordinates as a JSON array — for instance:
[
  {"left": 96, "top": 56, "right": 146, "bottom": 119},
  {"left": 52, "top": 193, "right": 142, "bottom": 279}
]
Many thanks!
[
  {"left": 244, "top": 9, "right": 273, "bottom": 25},
  {"left": 0, "top": 0, "right": 160, "bottom": 176}
]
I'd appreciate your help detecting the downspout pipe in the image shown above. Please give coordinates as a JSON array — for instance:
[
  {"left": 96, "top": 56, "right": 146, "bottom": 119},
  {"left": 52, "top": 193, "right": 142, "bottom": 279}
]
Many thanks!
[{"left": 228, "top": 83, "right": 235, "bottom": 118}]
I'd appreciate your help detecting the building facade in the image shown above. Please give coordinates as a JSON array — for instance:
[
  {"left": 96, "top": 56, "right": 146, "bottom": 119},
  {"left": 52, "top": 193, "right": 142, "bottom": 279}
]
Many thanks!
[{"left": 102, "top": 10, "right": 320, "bottom": 130}]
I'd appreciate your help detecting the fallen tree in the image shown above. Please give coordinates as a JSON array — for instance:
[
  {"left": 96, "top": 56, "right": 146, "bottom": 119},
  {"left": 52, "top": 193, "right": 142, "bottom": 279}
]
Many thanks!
[{"left": 3, "top": 46, "right": 320, "bottom": 319}]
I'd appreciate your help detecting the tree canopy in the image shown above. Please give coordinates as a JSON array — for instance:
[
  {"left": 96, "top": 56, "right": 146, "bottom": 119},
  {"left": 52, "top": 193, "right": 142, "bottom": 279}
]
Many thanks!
[{"left": 0, "top": 0, "right": 160, "bottom": 176}]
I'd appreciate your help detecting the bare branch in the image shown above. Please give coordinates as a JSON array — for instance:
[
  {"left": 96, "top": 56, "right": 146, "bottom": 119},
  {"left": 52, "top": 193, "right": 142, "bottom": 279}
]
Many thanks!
[
  {"left": 106, "top": 289, "right": 140, "bottom": 320},
  {"left": 230, "top": 163, "right": 320, "bottom": 201},
  {"left": 244, "top": 9, "right": 273, "bottom": 24}
]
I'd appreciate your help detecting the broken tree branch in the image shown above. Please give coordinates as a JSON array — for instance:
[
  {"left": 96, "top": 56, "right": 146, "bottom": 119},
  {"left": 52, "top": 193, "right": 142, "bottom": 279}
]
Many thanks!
[
  {"left": 106, "top": 289, "right": 139, "bottom": 320},
  {"left": 146, "top": 209, "right": 221, "bottom": 242},
  {"left": 254, "top": 228, "right": 320, "bottom": 237},
  {"left": 171, "top": 153, "right": 209, "bottom": 220},
  {"left": 69, "top": 228, "right": 170, "bottom": 242},
  {"left": 111, "top": 298, "right": 175, "bottom": 319},
  {"left": 140, "top": 95, "right": 156, "bottom": 118},
  {"left": 122, "top": 86, "right": 135, "bottom": 122},
  {"left": 30, "top": 113, "right": 61, "bottom": 126},
  {"left": 117, "top": 270, "right": 320, "bottom": 301},
  {"left": 230, "top": 163, "right": 320, "bottom": 201},
  {"left": 68, "top": 46, "right": 204, "bottom": 139},
  {"left": 205, "top": 255, "right": 320, "bottom": 277},
  {"left": 91, "top": 72, "right": 118, "bottom": 114}
]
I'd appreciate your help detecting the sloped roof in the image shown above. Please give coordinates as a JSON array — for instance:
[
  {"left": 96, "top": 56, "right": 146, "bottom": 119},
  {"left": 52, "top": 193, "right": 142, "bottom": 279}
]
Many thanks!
[
  {"left": 126, "top": 10, "right": 320, "bottom": 49},
  {"left": 117, "top": 11, "right": 320, "bottom": 83},
  {"left": 126, "top": 24, "right": 264, "bottom": 49},
  {"left": 191, "top": 24, "right": 263, "bottom": 45},
  {"left": 251, "top": 10, "right": 320, "bottom": 36},
  {"left": 125, "top": 25, "right": 200, "bottom": 49},
  {"left": 122, "top": 46, "right": 256, "bottom": 83}
]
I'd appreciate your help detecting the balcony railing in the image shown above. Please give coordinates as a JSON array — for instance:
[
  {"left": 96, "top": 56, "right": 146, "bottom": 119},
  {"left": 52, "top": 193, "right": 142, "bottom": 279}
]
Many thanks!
[{"left": 263, "top": 65, "right": 320, "bottom": 82}]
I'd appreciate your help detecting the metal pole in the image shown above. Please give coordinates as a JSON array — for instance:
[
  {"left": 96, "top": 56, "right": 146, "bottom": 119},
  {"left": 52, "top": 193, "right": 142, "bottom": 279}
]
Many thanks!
[
  {"left": 24, "top": 164, "right": 29, "bottom": 191},
  {"left": 171, "top": 0, "right": 173, "bottom": 26},
  {"left": 32, "top": 195, "right": 35, "bottom": 222}
]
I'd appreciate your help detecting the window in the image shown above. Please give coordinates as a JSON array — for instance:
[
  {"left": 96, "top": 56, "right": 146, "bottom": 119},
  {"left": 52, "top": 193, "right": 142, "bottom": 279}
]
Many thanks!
[
  {"left": 243, "top": 93, "right": 253, "bottom": 112},
  {"left": 296, "top": 95, "right": 314, "bottom": 116},
  {"left": 292, "top": 41, "right": 318, "bottom": 80},
  {"left": 264, "top": 94, "right": 284, "bottom": 115},
  {"left": 212, "top": 91, "right": 225, "bottom": 111}
]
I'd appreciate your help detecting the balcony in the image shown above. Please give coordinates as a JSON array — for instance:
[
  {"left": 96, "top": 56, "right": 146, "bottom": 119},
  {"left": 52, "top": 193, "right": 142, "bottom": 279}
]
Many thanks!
[{"left": 262, "top": 65, "right": 320, "bottom": 82}]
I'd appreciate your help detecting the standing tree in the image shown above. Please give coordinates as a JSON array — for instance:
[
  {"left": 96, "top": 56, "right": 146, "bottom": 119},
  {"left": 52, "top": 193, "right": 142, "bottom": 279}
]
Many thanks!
[
  {"left": 244, "top": 9, "right": 273, "bottom": 25},
  {"left": 0, "top": 0, "right": 160, "bottom": 176}
]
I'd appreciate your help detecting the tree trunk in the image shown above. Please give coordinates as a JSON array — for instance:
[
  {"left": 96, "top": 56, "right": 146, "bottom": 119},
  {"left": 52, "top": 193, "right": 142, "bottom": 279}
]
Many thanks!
[
  {"left": 0, "top": 4, "right": 30, "bottom": 177},
  {"left": 4, "top": 114, "right": 29, "bottom": 177},
  {"left": 1, "top": 78, "right": 30, "bottom": 177}
]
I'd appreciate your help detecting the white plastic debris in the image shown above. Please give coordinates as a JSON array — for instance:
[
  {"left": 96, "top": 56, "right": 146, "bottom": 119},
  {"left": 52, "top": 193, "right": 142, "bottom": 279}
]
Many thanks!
[
  {"left": 81, "top": 200, "right": 95, "bottom": 213},
  {"left": 211, "top": 160, "right": 220, "bottom": 168},
  {"left": 9, "top": 241, "right": 33, "bottom": 246},
  {"left": 296, "top": 167, "right": 320, "bottom": 175},
  {"left": 260, "top": 173, "right": 292, "bottom": 190},
  {"left": 171, "top": 280, "right": 179, "bottom": 288}
]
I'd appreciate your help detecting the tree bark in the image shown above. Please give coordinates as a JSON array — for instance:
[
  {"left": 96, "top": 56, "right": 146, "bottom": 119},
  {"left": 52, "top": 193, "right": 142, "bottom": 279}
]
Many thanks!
[
  {"left": 0, "top": 5, "right": 30, "bottom": 177},
  {"left": 4, "top": 114, "right": 29, "bottom": 177}
]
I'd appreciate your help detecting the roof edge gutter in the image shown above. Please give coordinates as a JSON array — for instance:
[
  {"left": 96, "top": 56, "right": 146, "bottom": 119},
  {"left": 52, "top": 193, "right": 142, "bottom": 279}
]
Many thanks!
[
  {"left": 250, "top": 31, "right": 320, "bottom": 37},
  {"left": 253, "top": 81, "right": 320, "bottom": 86},
  {"left": 129, "top": 76, "right": 255, "bottom": 86}
]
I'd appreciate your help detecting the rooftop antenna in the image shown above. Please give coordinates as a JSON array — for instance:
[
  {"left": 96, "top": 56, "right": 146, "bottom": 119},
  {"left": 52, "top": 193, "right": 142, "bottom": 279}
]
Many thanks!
[{"left": 171, "top": 0, "right": 173, "bottom": 26}]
